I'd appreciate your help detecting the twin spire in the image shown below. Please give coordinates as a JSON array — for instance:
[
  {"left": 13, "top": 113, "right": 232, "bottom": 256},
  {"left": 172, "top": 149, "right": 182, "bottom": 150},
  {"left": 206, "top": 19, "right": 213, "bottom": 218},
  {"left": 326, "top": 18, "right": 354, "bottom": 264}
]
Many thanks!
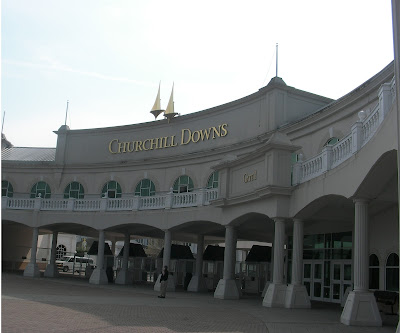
[{"left": 150, "top": 83, "right": 177, "bottom": 122}]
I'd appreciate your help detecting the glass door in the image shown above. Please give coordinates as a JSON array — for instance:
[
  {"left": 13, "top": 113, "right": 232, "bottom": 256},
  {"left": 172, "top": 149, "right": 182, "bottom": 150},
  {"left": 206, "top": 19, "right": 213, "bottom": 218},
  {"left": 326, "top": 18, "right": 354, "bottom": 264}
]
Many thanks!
[
  {"left": 303, "top": 262, "right": 312, "bottom": 298},
  {"left": 312, "top": 261, "right": 323, "bottom": 300},
  {"left": 331, "top": 261, "right": 352, "bottom": 303}
]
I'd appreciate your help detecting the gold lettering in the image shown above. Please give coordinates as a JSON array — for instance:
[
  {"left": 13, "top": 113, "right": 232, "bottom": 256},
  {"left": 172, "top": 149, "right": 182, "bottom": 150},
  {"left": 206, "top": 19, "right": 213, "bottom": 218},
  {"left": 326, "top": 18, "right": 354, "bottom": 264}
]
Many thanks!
[
  {"left": 135, "top": 141, "right": 143, "bottom": 151},
  {"left": 150, "top": 138, "right": 158, "bottom": 150},
  {"left": 163, "top": 136, "right": 171, "bottom": 148},
  {"left": 127, "top": 141, "right": 134, "bottom": 153},
  {"left": 118, "top": 141, "right": 128, "bottom": 153},
  {"left": 191, "top": 130, "right": 200, "bottom": 143},
  {"left": 170, "top": 135, "right": 178, "bottom": 147},
  {"left": 108, "top": 139, "right": 119, "bottom": 154},
  {"left": 199, "top": 128, "right": 212, "bottom": 141},
  {"left": 181, "top": 129, "right": 191, "bottom": 145},
  {"left": 221, "top": 123, "right": 228, "bottom": 137},
  {"left": 142, "top": 139, "right": 151, "bottom": 151},
  {"left": 212, "top": 126, "right": 221, "bottom": 139}
]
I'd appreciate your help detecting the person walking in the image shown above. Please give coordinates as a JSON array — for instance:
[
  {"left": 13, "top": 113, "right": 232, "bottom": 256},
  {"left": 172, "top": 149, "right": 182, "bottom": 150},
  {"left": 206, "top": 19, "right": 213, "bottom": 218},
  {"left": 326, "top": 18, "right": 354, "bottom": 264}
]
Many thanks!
[{"left": 158, "top": 266, "right": 169, "bottom": 298}]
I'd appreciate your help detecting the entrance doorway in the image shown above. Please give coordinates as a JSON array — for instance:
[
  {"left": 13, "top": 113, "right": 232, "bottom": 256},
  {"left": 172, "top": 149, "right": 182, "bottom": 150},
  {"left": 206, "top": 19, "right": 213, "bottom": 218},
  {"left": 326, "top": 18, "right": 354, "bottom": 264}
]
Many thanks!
[{"left": 303, "top": 260, "right": 352, "bottom": 303}]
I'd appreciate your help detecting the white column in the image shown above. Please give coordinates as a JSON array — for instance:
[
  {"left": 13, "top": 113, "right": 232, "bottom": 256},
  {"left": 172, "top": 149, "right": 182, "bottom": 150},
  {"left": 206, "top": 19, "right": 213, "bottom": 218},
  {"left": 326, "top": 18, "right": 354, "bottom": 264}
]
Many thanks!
[
  {"left": 188, "top": 234, "right": 208, "bottom": 292},
  {"left": 285, "top": 219, "right": 310, "bottom": 308},
  {"left": 263, "top": 218, "right": 287, "bottom": 307},
  {"left": 340, "top": 199, "right": 381, "bottom": 326},
  {"left": 115, "top": 233, "right": 131, "bottom": 285},
  {"left": 154, "top": 230, "right": 175, "bottom": 292},
  {"left": 44, "top": 231, "right": 59, "bottom": 278},
  {"left": 89, "top": 230, "right": 108, "bottom": 285},
  {"left": 214, "top": 225, "right": 240, "bottom": 299},
  {"left": 23, "top": 227, "right": 40, "bottom": 277}
]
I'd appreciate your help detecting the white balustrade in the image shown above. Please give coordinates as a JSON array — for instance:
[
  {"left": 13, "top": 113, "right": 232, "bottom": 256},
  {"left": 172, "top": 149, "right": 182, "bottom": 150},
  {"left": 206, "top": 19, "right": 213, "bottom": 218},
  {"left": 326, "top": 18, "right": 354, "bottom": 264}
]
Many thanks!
[
  {"left": 331, "top": 134, "right": 353, "bottom": 168},
  {"left": 173, "top": 191, "right": 198, "bottom": 208},
  {"left": 2, "top": 188, "right": 218, "bottom": 212},
  {"left": 139, "top": 195, "right": 166, "bottom": 210},
  {"left": 6, "top": 198, "right": 35, "bottom": 210},
  {"left": 294, "top": 76, "right": 395, "bottom": 185},
  {"left": 74, "top": 199, "right": 101, "bottom": 211},
  {"left": 107, "top": 198, "right": 134, "bottom": 211}
]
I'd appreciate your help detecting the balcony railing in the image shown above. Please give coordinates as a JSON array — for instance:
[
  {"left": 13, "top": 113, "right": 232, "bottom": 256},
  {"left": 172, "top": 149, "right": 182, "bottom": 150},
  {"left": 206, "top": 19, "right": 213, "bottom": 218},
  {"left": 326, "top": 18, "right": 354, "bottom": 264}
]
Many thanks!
[
  {"left": 292, "top": 78, "right": 396, "bottom": 185},
  {"left": 2, "top": 188, "right": 219, "bottom": 213}
]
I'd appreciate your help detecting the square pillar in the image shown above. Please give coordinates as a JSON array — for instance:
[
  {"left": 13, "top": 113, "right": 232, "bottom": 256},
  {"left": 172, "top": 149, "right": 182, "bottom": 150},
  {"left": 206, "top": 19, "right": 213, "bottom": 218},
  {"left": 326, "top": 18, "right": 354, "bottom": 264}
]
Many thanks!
[
  {"left": 154, "top": 230, "right": 175, "bottom": 292},
  {"left": 263, "top": 218, "right": 287, "bottom": 307},
  {"left": 285, "top": 219, "right": 310, "bottom": 308},
  {"left": 23, "top": 227, "right": 40, "bottom": 278},
  {"left": 89, "top": 230, "right": 108, "bottom": 285},
  {"left": 340, "top": 199, "right": 381, "bottom": 326},
  {"left": 187, "top": 234, "right": 208, "bottom": 292},
  {"left": 214, "top": 225, "right": 240, "bottom": 299},
  {"left": 44, "top": 231, "right": 59, "bottom": 278},
  {"left": 115, "top": 233, "right": 132, "bottom": 285}
]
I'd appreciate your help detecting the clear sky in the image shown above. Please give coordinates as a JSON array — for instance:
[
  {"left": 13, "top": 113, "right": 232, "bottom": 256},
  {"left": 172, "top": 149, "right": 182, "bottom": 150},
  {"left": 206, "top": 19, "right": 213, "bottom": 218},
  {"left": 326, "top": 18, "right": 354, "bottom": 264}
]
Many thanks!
[{"left": 1, "top": 0, "right": 395, "bottom": 148}]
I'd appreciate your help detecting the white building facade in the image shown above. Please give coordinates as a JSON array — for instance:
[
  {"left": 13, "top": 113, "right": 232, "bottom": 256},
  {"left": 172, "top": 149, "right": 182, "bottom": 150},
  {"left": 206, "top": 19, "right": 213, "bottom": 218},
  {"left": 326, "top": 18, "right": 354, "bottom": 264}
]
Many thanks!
[{"left": 2, "top": 60, "right": 399, "bottom": 327}]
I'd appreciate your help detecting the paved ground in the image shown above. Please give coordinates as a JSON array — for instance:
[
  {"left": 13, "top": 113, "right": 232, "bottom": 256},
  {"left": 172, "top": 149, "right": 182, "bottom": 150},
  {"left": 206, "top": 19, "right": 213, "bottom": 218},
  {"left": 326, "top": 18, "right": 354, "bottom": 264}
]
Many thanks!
[{"left": 1, "top": 272, "right": 398, "bottom": 333}]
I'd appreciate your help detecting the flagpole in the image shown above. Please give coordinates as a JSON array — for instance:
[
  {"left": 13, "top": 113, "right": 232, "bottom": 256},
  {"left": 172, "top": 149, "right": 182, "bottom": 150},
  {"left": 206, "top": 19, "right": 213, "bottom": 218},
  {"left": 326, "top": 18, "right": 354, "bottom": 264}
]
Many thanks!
[
  {"left": 1, "top": 110, "right": 5, "bottom": 134},
  {"left": 64, "top": 100, "right": 69, "bottom": 126}
]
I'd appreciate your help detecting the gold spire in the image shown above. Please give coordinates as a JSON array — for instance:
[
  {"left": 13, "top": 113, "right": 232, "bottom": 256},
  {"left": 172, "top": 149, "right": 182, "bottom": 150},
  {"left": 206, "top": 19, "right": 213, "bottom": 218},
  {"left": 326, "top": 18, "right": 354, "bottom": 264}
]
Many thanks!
[
  {"left": 164, "top": 83, "right": 177, "bottom": 123},
  {"left": 150, "top": 82, "right": 164, "bottom": 119}
]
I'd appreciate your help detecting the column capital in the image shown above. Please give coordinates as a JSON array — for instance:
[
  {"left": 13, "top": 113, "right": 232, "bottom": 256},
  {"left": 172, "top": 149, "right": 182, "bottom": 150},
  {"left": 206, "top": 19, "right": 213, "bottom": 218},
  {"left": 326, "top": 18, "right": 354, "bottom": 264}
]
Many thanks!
[
  {"left": 272, "top": 217, "right": 286, "bottom": 224},
  {"left": 353, "top": 197, "right": 370, "bottom": 204}
]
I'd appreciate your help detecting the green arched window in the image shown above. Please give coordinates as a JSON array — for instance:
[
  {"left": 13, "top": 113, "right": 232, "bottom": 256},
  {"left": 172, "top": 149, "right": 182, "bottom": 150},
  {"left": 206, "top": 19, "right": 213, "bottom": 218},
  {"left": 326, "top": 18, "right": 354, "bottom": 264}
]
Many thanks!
[
  {"left": 206, "top": 172, "right": 219, "bottom": 189},
  {"left": 324, "top": 137, "right": 339, "bottom": 146},
  {"left": 173, "top": 175, "right": 194, "bottom": 193},
  {"left": 30, "top": 181, "right": 51, "bottom": 198},
  {"left": 101, "top": 181, "right": 122, "bottom": 198},
  {"left": 386, "top": 253, "right": 399, "bottom": 292},
  {"left": 2, "top": 180, "right": 14, "bottom": 197},
  {"left": 135, "top": 179, "right": 155, "bottom": 196},
  {"left": 64, "top": 182, "right": 85, "bottom": 199}
]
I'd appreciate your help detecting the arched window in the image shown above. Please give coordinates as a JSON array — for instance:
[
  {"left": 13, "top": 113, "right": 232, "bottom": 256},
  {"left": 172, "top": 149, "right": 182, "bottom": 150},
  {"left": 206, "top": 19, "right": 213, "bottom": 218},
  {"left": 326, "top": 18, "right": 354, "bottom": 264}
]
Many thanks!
[
  {"left": 56, "top": 244, "right": 67, "bottom": 259},
  {"left": 101, "top": 180, "right": 122, "bottom": 198},
  {"left": 135, "top": 179, "right": 155, "bottom": 196},
  {"left": 64, "top": 182, "right": 85, "bottom": 199},
  {"left": 2, "top": 180, "right": 13, "bottom": 197},
  {"left": 206, "top": 171, "right": 219, "bottom": 189},
  {"left": 324, "top": 137, "right": 339, "bottom": 146},
  {"left": 386, "top": 253, "right": 399, "bottom": 291},
  {"left": 173, "top": 175, "right": 194, "bottom": 193},
  {"left": 30, "top": 181, "right": 51, "bottom": 198},
  {"left": 369, "top": 254, "right": 379, "bottom": 289}
]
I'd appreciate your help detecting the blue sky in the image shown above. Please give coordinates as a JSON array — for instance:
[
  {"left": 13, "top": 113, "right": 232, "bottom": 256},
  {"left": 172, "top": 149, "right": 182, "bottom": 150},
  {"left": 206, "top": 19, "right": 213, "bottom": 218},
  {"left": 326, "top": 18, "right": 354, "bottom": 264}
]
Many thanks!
[{"left": 2, "top": 0, "right": 395, "bottom": 147}]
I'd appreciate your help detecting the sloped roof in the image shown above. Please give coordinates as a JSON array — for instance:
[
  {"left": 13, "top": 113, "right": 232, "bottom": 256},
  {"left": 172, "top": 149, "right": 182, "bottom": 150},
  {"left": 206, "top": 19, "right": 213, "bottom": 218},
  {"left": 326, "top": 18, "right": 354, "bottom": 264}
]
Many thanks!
[
  {"left": 2, "top": 147, "right": 56, "bottom": 162},
  {"left": 87, "top": 241, "right": 113, "bottom": 256},
  {"left": 245, "top": 245, "right": 272, "bottom": 262},
  {"left": 157, "top": 244, "right": 194, "bottom": 260},
  {"left": 203, "top": 245, "right": 225, "bottom": 261},
  {"left": 117, "top": 243, "right": 147, "bottom": 258}
]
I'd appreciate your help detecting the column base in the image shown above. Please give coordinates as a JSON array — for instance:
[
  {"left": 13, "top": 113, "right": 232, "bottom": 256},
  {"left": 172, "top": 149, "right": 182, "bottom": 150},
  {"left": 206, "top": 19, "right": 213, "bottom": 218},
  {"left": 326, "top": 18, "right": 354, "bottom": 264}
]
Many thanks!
[
  {"left": 153, "top": 274, "right": 175, "bottom": 292},
  {"left": 89, "top": 268, "right": 108, "bottom": 285},
  {"left": 262, "top": 283, "right": 287, "bottom": 307},
  {"left": 187, "top": 275, "right": 208, "bottom": 292},
  {"left": 23, "top": 263, "right": 40, "bottom": 278},
  {"left": 214, "top": 279, "right": 240, "bottom": 299},
  {"left": 285, "top": 284, "right": 311, "bottom": 308},
  {"left": 340, "top": 291, "right": 382, "bottom": 326},
  {"left": 44, "top": 263, "right": 59, "bottom": 278},
  {"left": 261, "top": 281, "right": 271, "bottom": 298},
  {"left": 115, "top": 269, "right": 133, "bottom": 285}
]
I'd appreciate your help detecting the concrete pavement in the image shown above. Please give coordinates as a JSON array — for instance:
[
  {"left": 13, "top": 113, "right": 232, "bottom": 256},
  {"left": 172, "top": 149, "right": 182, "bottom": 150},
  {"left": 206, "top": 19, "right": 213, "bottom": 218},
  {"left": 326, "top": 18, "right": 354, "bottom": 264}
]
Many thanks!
[{"left": 1, "top": 273, "right": 398, "bottom": 333}]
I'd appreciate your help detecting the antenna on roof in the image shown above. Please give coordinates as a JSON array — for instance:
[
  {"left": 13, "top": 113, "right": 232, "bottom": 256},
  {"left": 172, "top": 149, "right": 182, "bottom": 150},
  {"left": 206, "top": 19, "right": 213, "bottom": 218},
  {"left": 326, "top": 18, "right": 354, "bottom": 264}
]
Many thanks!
[
  {"left": 1, "top": 110, "right": 5, "bottom": 134},
  {"left": 64, "top": 100, "right": 69, "bottom": 126},
  {"left": 276, "top": 43, "right": 278, "bottom": 77}
]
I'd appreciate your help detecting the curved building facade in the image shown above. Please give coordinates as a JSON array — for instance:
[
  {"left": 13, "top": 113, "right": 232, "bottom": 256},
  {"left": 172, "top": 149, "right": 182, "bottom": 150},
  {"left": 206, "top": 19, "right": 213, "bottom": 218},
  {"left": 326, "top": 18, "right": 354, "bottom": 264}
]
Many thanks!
[{"left": 2, "top": 61, "right": 398, "bottom": 327}]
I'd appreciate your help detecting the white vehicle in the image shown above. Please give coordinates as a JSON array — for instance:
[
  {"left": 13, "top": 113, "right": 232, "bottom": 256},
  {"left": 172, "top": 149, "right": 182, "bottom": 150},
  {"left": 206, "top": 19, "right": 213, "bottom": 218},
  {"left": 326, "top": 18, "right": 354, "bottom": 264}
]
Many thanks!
[{"left": 56, "top": 255, "right": 95, "bottom": 272}]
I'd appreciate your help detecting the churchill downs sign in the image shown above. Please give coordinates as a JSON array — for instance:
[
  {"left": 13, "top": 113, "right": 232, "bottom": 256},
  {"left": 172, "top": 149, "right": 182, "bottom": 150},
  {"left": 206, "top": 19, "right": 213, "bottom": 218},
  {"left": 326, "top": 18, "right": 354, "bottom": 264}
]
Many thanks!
[{"left": 108, "top": 123, "right": 228, "bottom": 154}]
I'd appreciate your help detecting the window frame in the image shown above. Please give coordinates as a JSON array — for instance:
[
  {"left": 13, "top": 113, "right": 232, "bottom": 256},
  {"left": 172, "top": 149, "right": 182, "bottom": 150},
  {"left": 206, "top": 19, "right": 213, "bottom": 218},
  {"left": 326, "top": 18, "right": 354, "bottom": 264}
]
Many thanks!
[
  {"left": 2, "top": 180, "right": 14, "bottom": 197},
  {"left": 30, "top": 181, "right": 51, "bottom": 199}
]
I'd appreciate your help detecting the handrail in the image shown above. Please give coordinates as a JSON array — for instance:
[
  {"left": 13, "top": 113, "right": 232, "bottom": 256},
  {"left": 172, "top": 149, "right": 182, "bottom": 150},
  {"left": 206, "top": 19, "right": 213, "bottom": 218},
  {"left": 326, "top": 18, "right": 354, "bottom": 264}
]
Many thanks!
[
  {"left": 2, "top": 187, "right": 218, "bottom": 212},
  {"left": 292, "top": 78, "right": 396, "bottom": 185}
]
